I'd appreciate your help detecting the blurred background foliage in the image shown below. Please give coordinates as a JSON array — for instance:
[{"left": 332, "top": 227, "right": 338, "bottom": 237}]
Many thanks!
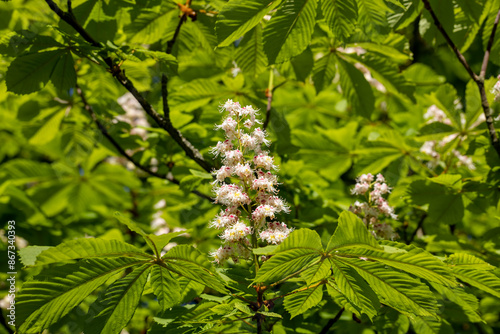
[{"left": 0, "top": 0, "right": 499, "bottom": 333}]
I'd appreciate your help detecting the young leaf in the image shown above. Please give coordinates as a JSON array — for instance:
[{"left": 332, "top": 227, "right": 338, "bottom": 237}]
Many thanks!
[
  {"left": 263, "top": 0, "right": 318, "bottom": 64},
  {"left": 17, "top": 257, "right": 146, "bottom": 333},
  {"left": 86, "top": 263, "right": 152, "bottom": 334},
  {"left": 216, "top": 0, "right": 281, "bottom": 47},
  {"left": 283, "top": 284, "right": 324, "bottom": 318}
]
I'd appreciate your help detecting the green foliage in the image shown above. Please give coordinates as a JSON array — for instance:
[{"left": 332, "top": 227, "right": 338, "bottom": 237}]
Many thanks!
[{"left": 2, "top": 0, "right": 500, "bottom": 333}]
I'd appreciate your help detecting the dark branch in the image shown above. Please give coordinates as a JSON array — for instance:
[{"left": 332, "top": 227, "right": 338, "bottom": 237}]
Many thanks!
[
  {"left": 421, "top": 0, "right": 478, "bottom": 81},
  {"left": 319, "top": 307, "right": 344, "bottom": 334},
  {"left": 76, "top": 84, "right": 212, "bottom": 201},
  {"left": 408, "top": 213, "right": 427, "bottom": 244},
  {"left": 44, "top": 0, "right": 213, "bottom": 172},
  {"left": 422, "top": 0, "right": 500, "bottom": 158},
  {"left": 481, "top": 7, "right": 500, "bottom": 78}
]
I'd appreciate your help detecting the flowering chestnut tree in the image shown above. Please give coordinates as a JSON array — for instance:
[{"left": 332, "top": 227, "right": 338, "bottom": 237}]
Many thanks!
[{"left": 1, "top": 0, "right": 500, "bottom": 334}]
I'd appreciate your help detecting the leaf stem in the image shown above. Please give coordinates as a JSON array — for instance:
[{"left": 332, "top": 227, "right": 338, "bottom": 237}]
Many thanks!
[{"left": 263, "top": 67, "right": 275, "bottom": 129}]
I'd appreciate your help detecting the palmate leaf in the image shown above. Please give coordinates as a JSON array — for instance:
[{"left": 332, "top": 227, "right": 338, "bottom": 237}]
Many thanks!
[
  {"left": 86, "top": 263, "right": 152, "bottom": 334},
  {"left": 150, "top": 265, "right": 181, "bottom": 312},
  {"left": 263, "top": 0, "right": 318, "bottom": 64},
  {"left": 17, "top": 257, "right": 147, "bottom": 333},
  {"left": 337, "top": 257, "right": 439, "bottom": 317},
  {"left": 321, "top": 0, "right": 358, "bottom": 42},
  {"left": 283, "top": 284, "right": 324, "bottom": 318},
  {"left": 163, "top": 245, "right": 227, "bottom": 293},
  {"left": 6, "top": 48, "right": 76, "bottom": 94},
  {"left": 216, "top": 0, "right": 281, "bottom": 47},
  {"left": 32, "top": 238, "right": 152, "bottom": 267}
]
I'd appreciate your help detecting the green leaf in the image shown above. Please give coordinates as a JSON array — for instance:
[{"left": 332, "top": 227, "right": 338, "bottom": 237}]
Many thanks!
[
  {"left": 254, "top": 249, "right": 321, "bottom": 284},
  {"left": 17, "top": 257, "right": 146, "bottom": 333},
  {"left": 86, "top": 263, "right": 152, "bottom": 334},
  {"left": 124, "top": 4, "right": 177, "bottom": 45},
  {"left": 34, "top": 238, "right": 151, "bottom": 267},
  {"left": 446, "top": 253, "right": 495, "bottom": 270},
  {"left": 407, "top": 179, "right": 464, "bottom": 225},
  {"left": 340, "top": 53, "right": 415, "bottom": 101},
  {"left": 150, "top": 265, "right": 182, "bottom": 312},
  {"left": 450, "top": 266, "right": 500, "bottom": 298},
  {"left": 430, "top": 283, "right": 482, "bottom": 323},
  {"left": 28, "top": 109, "right": 65, "bottom": 145},
  {"left": 263, "top": 0, "right": 318, "bottom": 64},
  {"left": 283, "top": 284, "right": 323, "bottom": 318},
  {"left": 189, "top": 169, "right": 213, "bottom": 179},
  {"left": 235, "top": 25, "right": 268, "bottom": 78},
  {"left": 18, "top": 246, "right": 51, "bottom": 267},
  {"left": 301, "top": 258, "right": 331, "bottom": 285},
  {"left": 252, "top": 244, "right": 278, "bottom": 255},
  {"left": 338, "top": 257, "right": 439, "bottom": 317},
  {"left": 163, "top": 245, "right": 227, "bottom": 293},
  {"left": 312, "top": 50, "right": 336, "bottom": 92},
  {"left": 336, "top": 55, "right": 374, "bottom": 118},
  {"left": 50, "top": 50, "right": 76, "bottom": 91},
  {"left": 216, "top": 0, "right": 281, "bottom": 47},
  {"left": 356, "top": 0, "right": 391, "bottom": 36},
  {"left": 148, "top": 231, "right": 188, "bottom": 257},
  {"left": 326, "top": 211, "right": 380, "bottom": 251},
  {"left": 6, "top": 49, "right": 76, "bottom": 95},
  {"left": 321, "top": 0, "right": 358, "bottom": 41},
  {"left": 330, "top": 259, "right": 379, "bottom": 320},
  {"left": 337, "top": 241, "right": 456, "bottom": 287}
]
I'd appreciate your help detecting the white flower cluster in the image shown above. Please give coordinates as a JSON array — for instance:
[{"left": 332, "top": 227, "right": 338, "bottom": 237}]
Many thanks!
[
  {"left": 349, "top": 173, "right": 398, "bottom": 240},
  {"left": 420, "top": 105, "right": 476, "bottom": 171},
  {"left": 116, "top": 92, "right": 150, "bottom": 139},
  {"left": 491, "top": 75, "right": 500, "bottom": 101},
  {"left": 209, "top": 100, "right": 292, "bottom": 264}
]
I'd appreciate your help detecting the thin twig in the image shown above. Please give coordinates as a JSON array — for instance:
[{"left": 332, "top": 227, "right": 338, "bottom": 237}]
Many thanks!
[
  {"left": 421, "top": 0, "right": 478, "bottom": 81},
  {"left": 76, "top": 84, "right": 212, "bottom": 201},
  {"left": 263, "top": 67, "right": 274, "bottom": 129},
  {"left": 319, "top": 307, "right": 344, "bottom": 334},
  {"left": 422, "top": 0, "right": 500, "bottom": 158},
  {"left": 408, "top": 213, "right": 427, "bottom": 244},
  {"left": 44, "top": 0, "right": 213, "bottom": 172},
  {"left": 481, "top": 8, "right": 500, "bottom": 78}
]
